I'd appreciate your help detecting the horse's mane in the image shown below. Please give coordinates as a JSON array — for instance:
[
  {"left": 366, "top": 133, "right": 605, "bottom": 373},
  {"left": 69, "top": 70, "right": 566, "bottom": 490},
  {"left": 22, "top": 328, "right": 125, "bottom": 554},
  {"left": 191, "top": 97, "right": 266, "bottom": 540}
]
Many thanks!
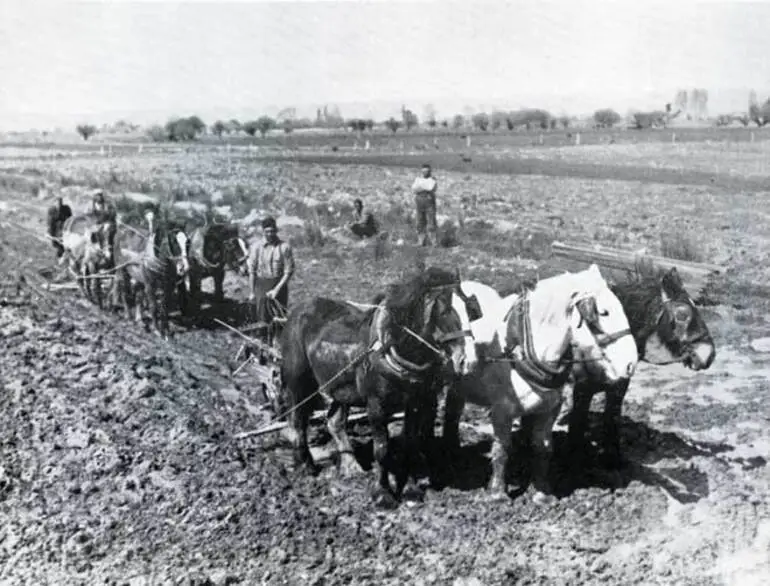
[
  {"left": 383, "top": 267, "right": 458, "bottom": 320},
  {"left": 528, "top": 267, "right": 607, "bottom": 327}
]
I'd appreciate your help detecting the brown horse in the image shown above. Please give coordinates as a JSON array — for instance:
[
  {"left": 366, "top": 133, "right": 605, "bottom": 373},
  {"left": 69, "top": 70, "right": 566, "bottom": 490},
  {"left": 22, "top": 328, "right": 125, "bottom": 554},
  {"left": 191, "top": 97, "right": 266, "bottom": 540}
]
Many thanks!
[
  {"left": 185, "top": 222, "right": 247, "bottom": 304},
  {"left": 280, "top": 267, "right": 478, "bottom": 509}
]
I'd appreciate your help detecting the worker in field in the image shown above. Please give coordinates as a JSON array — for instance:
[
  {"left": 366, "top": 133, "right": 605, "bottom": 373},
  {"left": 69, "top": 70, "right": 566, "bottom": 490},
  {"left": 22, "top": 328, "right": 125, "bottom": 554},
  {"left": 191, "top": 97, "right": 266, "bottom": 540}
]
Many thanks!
[
  {"left": 349, "top": 198, "right": 378, "bottom": 239},
  {"left": 47, "top": 196, "right": 73, "bottom": 259},
  {"left": 247, "top": 216, "right": 295, "bottom": 340},
  {"left": 90, "top": 189, "right": 118, "bottom": 262},
  {"left": 411, "top": 163, "right": 438, "bottom": 246}
]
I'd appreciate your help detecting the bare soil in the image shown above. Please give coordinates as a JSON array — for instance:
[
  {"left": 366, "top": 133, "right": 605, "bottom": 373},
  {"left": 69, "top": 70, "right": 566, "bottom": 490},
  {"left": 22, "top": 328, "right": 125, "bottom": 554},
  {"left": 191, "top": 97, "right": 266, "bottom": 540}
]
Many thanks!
[{"left": 1, "top": 146, "right": 768, "bottom": 585}]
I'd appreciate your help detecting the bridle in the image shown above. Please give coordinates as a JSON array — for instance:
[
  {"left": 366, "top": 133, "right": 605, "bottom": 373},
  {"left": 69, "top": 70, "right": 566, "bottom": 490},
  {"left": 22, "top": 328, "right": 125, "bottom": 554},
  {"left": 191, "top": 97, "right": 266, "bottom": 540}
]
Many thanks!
[{"left": 574, "top": 296, "right": 633, "bottom": 350}]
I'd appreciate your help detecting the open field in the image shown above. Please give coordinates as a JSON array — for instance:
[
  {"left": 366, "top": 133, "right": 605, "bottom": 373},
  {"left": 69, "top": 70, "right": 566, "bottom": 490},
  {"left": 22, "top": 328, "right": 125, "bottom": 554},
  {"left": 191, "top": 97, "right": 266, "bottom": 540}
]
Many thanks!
[{"left": 1, "top": 140, "right": 769, "bottom": 585}]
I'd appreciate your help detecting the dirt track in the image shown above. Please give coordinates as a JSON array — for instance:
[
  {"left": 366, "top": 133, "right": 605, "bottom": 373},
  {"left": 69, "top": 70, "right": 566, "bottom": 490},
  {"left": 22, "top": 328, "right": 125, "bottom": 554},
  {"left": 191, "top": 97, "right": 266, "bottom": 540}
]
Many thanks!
[{"left": 1, "top": 170, "right": 769, "bottom": 585}]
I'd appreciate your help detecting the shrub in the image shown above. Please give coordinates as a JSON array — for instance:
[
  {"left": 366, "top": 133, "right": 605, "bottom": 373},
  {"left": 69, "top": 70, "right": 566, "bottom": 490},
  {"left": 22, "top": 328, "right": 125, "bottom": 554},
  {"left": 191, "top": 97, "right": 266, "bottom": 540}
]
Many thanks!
[
  {"left": 76, "top": 124, "right": 98, "bottom": 141},
  {"left": 593, "top": 108, "right": 621, "bottom": 128}
]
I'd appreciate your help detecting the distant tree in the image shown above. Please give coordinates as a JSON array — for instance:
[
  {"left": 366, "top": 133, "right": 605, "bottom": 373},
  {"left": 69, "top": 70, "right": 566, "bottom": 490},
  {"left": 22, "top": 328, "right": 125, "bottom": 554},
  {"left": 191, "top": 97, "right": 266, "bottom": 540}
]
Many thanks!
[
  {"left": 441, "top": 119, "right": 449, "bottom": 128},
  {"left": 165, "top": 116, "right": 206, "bottom": 141},
  {"left": 211, "top": 120, "right": 227, "bottom": 138},
  {"left": 472, "top": 112, "right": 490, "bottom": 131},
  {"left": 255, "top": 116, "right": 276, "bottom": 138},
  {"left": 146, "top": 125, "right": 166, "bottom": 142},
  {"left": 558, "top": 115, "right": 571, "bottom": 129},
  {"left": 76, "top": 124, "right": 97, "bottom": 141},
  {"left": 242, "top": 120, "right": 259, "bottom": 137},
  {"left": 227, "top": 119, "right": 241, "bottom": 134},
  {"left": 187, "top": 116, "right": 206, "bottom": 135},
  {"left": 423, "top": 104, "right": 437, "bottom": 128},
  {"left": 348, "top": 119, "right": 367, "bottom": 135},
  {"left": 593, "top": 108, "right": 621, "bottom": 128},
  {"left": 452, "top": 114, "right": 465, "bottom": 130},
  {"left": 385, "top": 117, "right": 401, "bottom": 133},
  {"left": 401, "top": 106, "right": 419, "bottom": 130},
  {"left": 365, "top": 119, "right": 374, "bottom": 131},
  {"left": 750, "top": 99, "right": 770, "bottom": 127},
  {"left": 283, "top": 120, "right": 293, "bottom": 134},
  {"left": 490, "top": 111, "right": 508, "bottom": 131}
]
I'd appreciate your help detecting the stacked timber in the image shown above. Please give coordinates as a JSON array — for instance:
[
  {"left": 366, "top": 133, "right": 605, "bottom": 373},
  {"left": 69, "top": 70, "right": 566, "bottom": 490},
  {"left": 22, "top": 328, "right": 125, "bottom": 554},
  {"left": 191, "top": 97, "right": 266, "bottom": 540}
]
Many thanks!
[{"left": 551, "top": 241, "right": 724, "bottom": 298}]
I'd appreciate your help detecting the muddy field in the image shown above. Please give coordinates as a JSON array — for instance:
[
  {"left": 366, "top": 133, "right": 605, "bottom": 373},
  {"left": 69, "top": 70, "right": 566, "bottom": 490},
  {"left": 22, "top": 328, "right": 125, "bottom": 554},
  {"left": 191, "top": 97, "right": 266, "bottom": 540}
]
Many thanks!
[{"left": 1, "top": 143, "right": 769, "bottom": 585}]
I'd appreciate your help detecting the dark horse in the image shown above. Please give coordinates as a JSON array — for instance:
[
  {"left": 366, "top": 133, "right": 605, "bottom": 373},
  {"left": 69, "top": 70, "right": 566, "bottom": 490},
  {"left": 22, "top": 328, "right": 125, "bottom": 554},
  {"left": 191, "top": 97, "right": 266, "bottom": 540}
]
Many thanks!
[
  {"left": 119, "top": 210, "right": 190, "bottom": 339},
  {"left": 185, "top": 222, "right": 247, "bottom": 304},
  {"left": 568, "top": 264, "right": 716, "bottom": 473},
  {"left": 281, "top": 267, "right": 476, "bottom": 509}
]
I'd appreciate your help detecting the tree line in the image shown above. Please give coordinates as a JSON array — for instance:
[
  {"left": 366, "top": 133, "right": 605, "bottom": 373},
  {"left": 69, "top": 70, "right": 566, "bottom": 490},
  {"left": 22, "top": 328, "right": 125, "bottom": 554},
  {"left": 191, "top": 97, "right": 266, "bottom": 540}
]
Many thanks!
[{"left": 73, "top": 92, "right": 770, "bottom": 141}]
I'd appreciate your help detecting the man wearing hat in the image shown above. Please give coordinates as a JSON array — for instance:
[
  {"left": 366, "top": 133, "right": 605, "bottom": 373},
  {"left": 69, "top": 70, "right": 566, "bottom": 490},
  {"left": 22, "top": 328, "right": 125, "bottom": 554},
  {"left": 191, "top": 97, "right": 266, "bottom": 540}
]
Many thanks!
[{"left": 247, "top": 216, "right": 295, "bottom": 335}]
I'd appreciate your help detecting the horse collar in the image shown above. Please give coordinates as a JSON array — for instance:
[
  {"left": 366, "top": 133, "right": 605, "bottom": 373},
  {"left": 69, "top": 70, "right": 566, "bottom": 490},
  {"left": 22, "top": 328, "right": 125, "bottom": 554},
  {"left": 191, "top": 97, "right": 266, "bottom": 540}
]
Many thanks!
[{"left": 505, "top": 296, "right": 571, "bottom": 391}]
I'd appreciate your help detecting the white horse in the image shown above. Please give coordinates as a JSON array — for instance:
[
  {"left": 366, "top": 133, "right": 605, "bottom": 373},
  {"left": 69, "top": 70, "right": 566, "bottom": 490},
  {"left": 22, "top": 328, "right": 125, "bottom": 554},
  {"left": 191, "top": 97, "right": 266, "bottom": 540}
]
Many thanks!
[{"left": 443, "top": 264, "right": 638, "bottom": 502}]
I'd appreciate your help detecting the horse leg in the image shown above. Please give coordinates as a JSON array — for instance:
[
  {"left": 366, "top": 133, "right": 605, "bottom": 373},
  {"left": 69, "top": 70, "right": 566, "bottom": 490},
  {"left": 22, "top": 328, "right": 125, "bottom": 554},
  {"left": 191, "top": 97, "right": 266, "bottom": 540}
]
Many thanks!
[
  {"left": 567, "top": 381, "right": 595, "bottom": 479},
  {"left": 326, "top": 402, "right": 361, "bottom": 477},
  {"left": 400, "top": 397, "right": 427, "bottom": 503},
  {"left": 147, "top": 282, "right": 159, "bottom": 334},
  {"left": 213, "top": 268, "right": 225, "bottom": 302},
  {"left": 95, "top": 275, "right": 103, "bottom": 310},
  {"left": 488, "top": 398, "right": 517, "bottom": 496},
  {"left": 602, "top": 379, "right": 630, "bottom": 473},
  {"left": 290, "top": 398, "right": 316, "bottom": 475},
  {"left": 158, "top": 278, "right": 172, "bottom": 339},
  {"left": 529, "top": 397, "right": 563, "bottom": 504},
  {"left": 442, "top": 383, "right": 466, "bottom": 453},
  {"left": 368, "top": 392, "right": 397, "bottom": 509}
]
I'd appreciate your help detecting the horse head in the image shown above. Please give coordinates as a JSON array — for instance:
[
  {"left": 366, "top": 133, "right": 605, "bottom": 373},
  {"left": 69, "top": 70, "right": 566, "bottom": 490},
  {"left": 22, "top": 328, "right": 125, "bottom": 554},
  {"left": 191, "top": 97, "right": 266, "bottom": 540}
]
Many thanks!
[
  {"left": 566, "top": 264, "right": 638, "bottom": 383},
  {"left": 640, "top": 267, "right": 715, "bottom": 370},
  {"left": 375, "top": 267, "right": 475, "bottom": 382}
]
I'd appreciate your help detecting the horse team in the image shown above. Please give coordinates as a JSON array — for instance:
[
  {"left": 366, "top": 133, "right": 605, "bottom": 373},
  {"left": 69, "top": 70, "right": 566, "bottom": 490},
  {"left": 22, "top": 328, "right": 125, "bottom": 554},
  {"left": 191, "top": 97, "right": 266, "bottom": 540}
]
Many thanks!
[
  {"left": 59, "top": 204, "right": 716, "bottom": 509},
  {"left": 281, "top": 262, "right": 715, "bottom": 509},
  {"left": 60, "top": 208, "right": 246, "bottom": 338}
]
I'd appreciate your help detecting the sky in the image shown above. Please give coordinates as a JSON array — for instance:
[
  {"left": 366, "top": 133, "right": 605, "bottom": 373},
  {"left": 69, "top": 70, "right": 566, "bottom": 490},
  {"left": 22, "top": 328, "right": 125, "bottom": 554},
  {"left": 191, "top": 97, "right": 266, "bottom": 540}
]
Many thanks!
[{"left": 2, "top": 0, "right": 770, "bottom": 130}]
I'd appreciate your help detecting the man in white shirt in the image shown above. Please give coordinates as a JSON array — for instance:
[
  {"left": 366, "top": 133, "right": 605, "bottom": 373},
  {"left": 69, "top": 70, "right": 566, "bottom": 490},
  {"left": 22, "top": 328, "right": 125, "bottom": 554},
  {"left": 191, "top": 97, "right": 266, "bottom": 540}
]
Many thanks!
[{"left": 411, "top": 163, "right": 438, "bottom": 246}]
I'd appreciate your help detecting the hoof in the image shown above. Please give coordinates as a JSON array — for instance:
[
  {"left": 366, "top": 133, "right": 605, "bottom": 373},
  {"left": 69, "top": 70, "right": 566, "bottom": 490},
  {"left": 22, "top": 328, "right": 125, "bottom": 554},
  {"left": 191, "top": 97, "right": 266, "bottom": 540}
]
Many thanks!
[
  {"left": 338, "top": 454, "right": 364, "bottom": 478},
  {"left": 402, "top": 484, "right": 425, "bottom": 505},
  {"left": 532, "top": 491, "right": 556, "bottom": 506},
  {"left": 372, "top": 488, "right": 398, "bottom": 510},
  {"left": 483, "top": 489, "right": 510, "bottom": 503}
]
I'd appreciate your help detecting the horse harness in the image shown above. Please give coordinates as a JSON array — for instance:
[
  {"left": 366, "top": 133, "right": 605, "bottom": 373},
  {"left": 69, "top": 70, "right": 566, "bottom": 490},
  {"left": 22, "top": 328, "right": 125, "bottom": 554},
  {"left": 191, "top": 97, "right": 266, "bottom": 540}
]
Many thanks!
[
  {"left": 498, "top": 293, "right": 632, "bottom": 392},
  {"left": 369, "top": 286, "right": 477, "bottom": 383},
  {"left": 637, "top": 296, "right": 711, "bottom": 361}
]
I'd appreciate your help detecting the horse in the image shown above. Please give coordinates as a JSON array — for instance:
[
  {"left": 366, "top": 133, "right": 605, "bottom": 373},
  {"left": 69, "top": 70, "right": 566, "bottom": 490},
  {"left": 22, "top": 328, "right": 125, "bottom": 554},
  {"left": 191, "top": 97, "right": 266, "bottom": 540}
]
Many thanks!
[
  {"left": 185, "top": 222, "right": 247, "bottom": 304},
  {"left": 79, "top": 223, "right": 115, "bottom": 310},
  {"left": 567, "top": 264, "right": 716, "bottom": 473},
  {"left": 280, "top": 267, "right": 480, "bottom": 509},
  {"left": 120, "top": 210, "right": 190, "bottom": 338},
  {"left": 441, "top": 265, "right": 638, "bottom": 502}
]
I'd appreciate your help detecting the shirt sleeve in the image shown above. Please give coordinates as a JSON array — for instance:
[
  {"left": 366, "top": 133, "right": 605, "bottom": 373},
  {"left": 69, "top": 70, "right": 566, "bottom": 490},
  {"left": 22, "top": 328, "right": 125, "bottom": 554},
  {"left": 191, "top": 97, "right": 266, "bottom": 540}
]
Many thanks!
[
  {"left": 411, "top": 178, "right": 421, "bottom": 194},
  {"left": 282, "top": 243, "right": 295, "bottom": 277}
]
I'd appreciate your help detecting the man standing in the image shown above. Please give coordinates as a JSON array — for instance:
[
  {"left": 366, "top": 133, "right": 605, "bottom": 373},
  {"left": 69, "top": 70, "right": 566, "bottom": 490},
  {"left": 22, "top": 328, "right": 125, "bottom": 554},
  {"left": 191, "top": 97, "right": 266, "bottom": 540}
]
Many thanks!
[
  {"left": 349, "top": 198, "right": 378, "bottom": 239},
  {"left": 247, "top": 216, "right": 295, "bottom": 335},
  {"left": 411, "top": 163, "right": 438, "bottom": 246},
  {"left": 47, "top": 196, "right": 73, "bottom": 259},
  {"left": 90, "top": 189, "right": 118, "bottom": 262}
]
